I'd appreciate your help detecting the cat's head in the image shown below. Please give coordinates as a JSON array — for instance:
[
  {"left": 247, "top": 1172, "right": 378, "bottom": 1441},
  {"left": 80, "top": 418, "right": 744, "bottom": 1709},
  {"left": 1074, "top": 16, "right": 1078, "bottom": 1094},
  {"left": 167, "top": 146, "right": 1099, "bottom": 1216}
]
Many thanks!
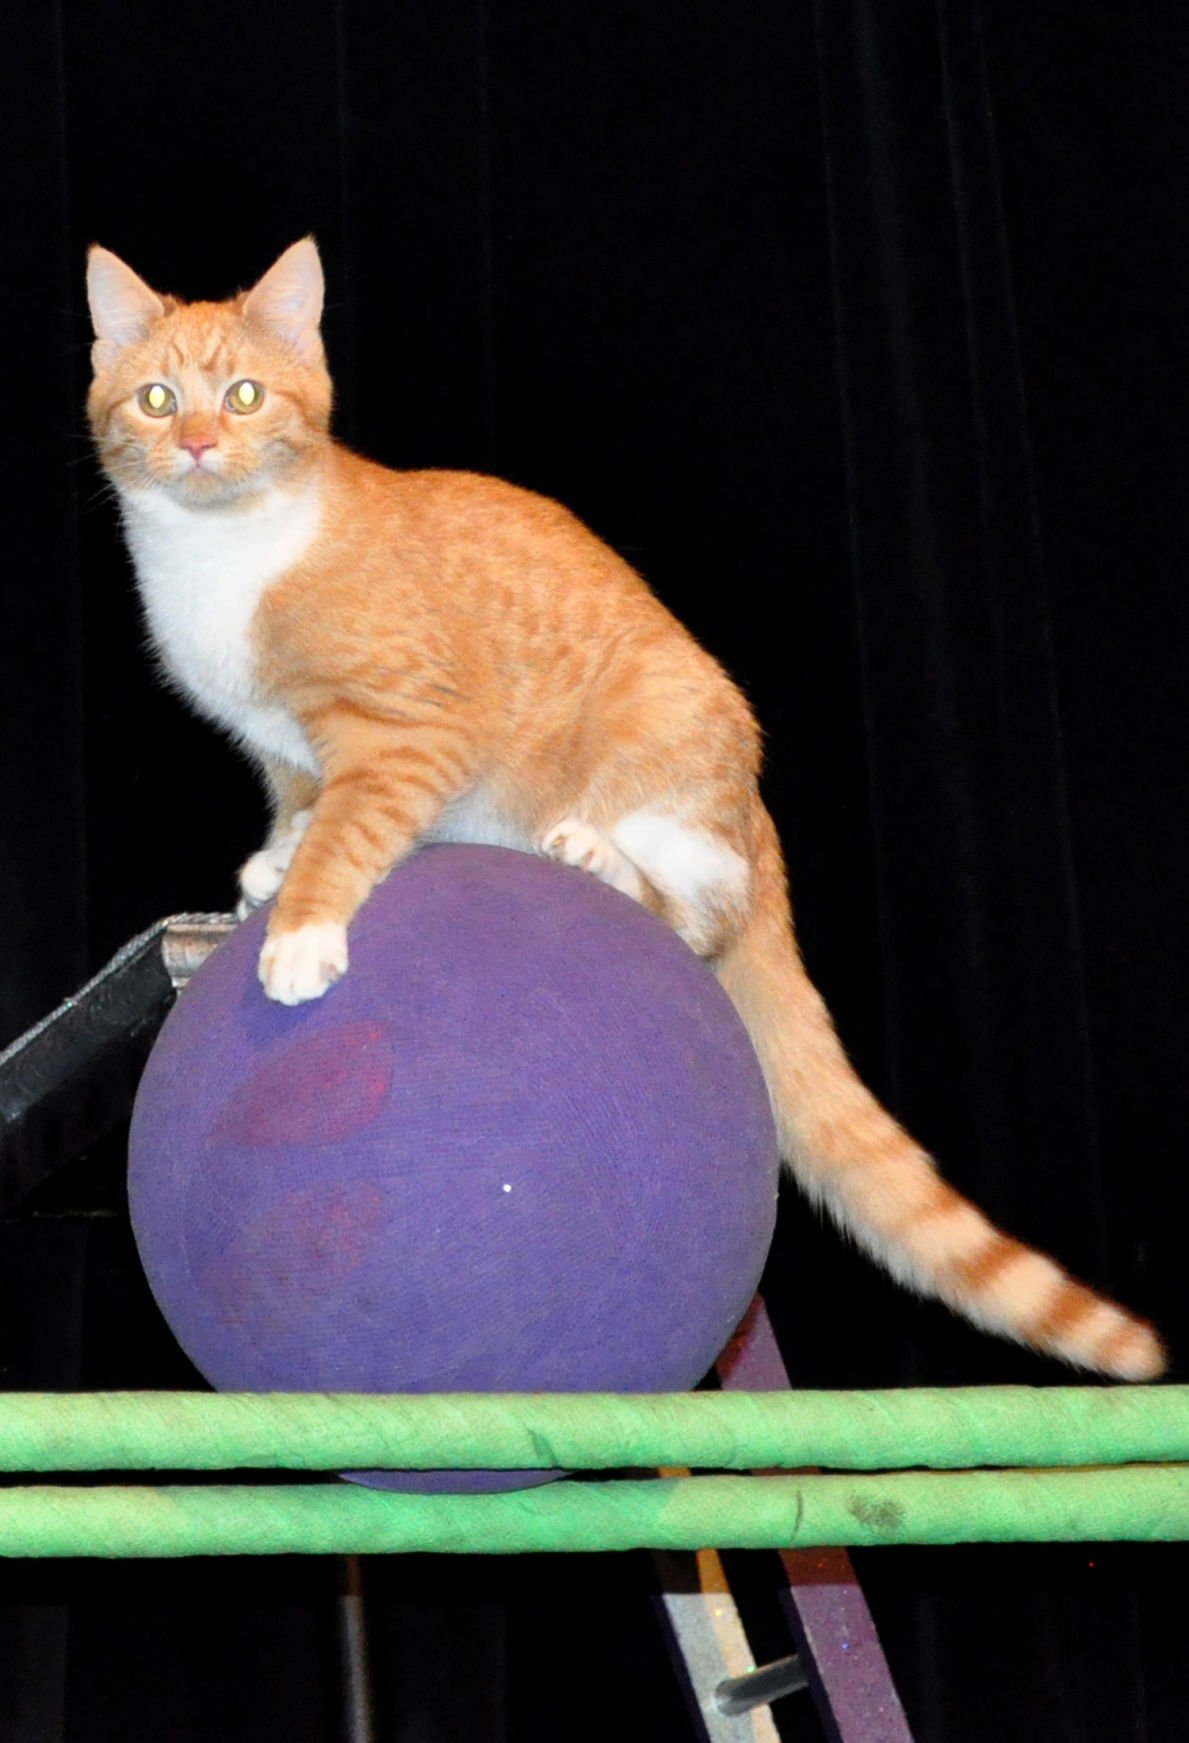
[{"left": 86, "top": 239, "right": 333, "bottom": 509}]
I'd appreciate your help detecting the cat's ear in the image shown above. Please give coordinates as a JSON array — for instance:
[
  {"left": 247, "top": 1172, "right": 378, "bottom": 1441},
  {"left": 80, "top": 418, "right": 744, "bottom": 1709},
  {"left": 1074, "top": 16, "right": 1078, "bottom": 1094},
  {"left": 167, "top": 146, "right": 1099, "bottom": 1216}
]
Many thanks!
[
  {"left": 242, "top": 238, "right": 324, "bottom": 365},
  {"left": 86, "top": 246, "right": 166, "bottom": 371}
]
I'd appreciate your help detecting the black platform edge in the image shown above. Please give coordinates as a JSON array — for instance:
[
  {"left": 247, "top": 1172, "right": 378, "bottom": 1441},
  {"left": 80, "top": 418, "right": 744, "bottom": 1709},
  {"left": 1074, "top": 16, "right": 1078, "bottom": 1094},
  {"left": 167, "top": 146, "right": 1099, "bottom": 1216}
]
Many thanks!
[{"left": 0, "top": 915, "right": 232, "bottom": 1215}]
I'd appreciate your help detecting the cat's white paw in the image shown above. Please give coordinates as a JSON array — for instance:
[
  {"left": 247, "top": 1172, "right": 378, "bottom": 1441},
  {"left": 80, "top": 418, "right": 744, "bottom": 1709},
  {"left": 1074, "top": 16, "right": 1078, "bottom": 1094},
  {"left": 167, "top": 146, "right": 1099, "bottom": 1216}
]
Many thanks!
[
  {"left": 258, "top": 922, "right": 348, "bottom": 1005},
  {"left": 236, "top": 811, "right": 312, "bottom": 917},
  {"left": 540, "top": 816, "right": 643, "bottom": 899},
  {"left": 237, "top": 858, "right": 282, "bottom": 920}
]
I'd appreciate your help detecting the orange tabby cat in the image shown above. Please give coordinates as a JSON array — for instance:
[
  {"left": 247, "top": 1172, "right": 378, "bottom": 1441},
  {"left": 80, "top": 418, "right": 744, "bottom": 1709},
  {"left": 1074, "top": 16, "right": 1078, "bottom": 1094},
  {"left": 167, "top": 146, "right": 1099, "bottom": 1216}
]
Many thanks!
[{"left": 86, "top": 238, "right": 1164, "bottom": 1380}]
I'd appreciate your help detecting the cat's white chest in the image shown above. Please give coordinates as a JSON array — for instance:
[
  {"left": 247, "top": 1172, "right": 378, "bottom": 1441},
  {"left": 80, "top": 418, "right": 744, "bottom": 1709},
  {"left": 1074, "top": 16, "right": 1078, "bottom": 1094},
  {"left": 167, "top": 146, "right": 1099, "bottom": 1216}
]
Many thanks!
[{"left": 120, "top": 485, "right": 322, "bottom": 773}]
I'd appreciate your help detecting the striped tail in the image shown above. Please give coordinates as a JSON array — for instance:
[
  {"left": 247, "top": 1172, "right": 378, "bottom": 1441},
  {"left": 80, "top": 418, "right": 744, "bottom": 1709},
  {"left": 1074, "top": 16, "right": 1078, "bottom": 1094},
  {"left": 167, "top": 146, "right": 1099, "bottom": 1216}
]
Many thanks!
[{"left": 717, "top": 812, "right": 1165, "bottom": 1382}]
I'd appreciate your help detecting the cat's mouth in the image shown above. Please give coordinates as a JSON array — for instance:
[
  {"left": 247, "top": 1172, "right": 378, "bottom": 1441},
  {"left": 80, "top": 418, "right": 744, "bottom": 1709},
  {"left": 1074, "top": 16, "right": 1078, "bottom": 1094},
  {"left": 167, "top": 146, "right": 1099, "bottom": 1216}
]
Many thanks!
[{"left": 179, "top": 451, "right": 223, "bottom": 479}]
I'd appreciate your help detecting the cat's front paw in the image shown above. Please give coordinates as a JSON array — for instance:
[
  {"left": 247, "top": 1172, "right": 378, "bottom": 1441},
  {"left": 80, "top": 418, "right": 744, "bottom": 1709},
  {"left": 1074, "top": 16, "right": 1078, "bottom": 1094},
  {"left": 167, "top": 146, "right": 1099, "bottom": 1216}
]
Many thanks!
[
  {"left": 237, "top": 811, "right": 313, "bottom": 917},
  {"left": 258, "top": 922, "right": 348, "bottom": 1005},
  {"left": 238, "top": 852, "right": 285, "bottom": 915}
]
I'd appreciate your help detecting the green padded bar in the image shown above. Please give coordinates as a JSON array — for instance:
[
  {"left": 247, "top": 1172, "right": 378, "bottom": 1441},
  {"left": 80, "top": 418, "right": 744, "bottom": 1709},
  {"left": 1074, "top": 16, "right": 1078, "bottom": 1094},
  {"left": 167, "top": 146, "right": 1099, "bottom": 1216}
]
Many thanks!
[
  {"left": 0, "top": 1468, "right": 1185, "bottom": 1558},
  {"left": 0, "top": 1387, "right": 1184, "bottom": 1473}
]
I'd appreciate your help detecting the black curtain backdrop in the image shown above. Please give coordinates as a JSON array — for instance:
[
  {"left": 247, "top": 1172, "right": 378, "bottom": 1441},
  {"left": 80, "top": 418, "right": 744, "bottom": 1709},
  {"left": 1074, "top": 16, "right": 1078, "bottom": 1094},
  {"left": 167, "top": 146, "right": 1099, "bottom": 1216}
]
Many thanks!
[{"left": 1, "top": 4, "right": 1186, "bottom": 1740}]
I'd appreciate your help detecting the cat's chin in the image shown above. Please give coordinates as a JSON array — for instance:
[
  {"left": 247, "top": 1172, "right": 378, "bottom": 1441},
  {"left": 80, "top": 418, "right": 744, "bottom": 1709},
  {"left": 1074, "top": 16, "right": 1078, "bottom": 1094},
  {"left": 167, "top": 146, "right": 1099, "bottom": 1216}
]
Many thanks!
[
  {"left": 164, "top": 469, "right": 268, "bottom": 511},
  {"left": 120, "top": 466, "right": 311, "bottom": 521}
]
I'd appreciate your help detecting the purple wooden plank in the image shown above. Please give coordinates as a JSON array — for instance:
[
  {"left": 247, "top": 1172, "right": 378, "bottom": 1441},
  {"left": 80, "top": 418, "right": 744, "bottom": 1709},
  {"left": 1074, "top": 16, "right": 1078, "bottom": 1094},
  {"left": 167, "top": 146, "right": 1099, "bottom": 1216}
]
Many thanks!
[{"left": 716, "top": 1298, "right": 915, "bottom": 1743}]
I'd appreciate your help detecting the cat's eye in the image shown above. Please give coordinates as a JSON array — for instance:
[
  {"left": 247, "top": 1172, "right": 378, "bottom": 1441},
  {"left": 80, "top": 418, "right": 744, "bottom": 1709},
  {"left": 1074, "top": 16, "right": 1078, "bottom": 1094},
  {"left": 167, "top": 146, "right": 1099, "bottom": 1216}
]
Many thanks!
[
  {"left": 225, "top": 379, "right": 264, "bottom": 415},
  {"left": 137, "top": 383, "right": 176, "bottom": 418}
]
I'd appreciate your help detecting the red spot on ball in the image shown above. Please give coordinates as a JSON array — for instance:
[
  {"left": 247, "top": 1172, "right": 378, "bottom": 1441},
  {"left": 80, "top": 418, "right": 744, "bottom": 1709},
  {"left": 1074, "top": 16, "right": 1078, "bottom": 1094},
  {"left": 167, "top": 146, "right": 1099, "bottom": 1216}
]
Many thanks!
[
  {"left": 214, "top": 1019, "right": 394, "bottom": 1147},
  {"left": 196, "top": 1182, "right": 387, "bottom": 1332}
]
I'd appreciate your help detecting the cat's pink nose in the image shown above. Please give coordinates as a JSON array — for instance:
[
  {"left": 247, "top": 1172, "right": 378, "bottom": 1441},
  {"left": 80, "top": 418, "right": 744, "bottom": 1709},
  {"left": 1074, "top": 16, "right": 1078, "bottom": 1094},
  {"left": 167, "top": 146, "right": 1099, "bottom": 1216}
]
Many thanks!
[{"left": 182, "top": 439, "right": 216, "bottom": 464}]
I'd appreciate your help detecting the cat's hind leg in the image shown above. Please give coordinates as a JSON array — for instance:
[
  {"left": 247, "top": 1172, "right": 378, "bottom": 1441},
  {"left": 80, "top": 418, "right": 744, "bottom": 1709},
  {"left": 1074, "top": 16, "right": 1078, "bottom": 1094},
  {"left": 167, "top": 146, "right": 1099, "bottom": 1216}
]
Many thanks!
[
  {"left": 539, "top": 817, "right": 650, "bottom": 903},
  {"left": 539, "top": 807, "right": 752, "bottom": 959}
]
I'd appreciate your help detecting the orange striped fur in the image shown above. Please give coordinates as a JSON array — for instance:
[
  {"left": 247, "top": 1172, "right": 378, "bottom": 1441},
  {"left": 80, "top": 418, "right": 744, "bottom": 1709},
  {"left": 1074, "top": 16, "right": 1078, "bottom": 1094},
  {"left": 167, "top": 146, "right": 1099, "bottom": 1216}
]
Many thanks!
[{"left": 86, "top": 239, "right": 1165, "bottom": 1381}]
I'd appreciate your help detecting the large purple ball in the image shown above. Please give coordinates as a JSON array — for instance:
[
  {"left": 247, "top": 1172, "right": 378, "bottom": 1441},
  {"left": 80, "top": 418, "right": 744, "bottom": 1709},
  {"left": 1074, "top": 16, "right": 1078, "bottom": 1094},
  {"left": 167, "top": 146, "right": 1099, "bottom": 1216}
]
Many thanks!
[{"left": 129, "top": 845, "right": 779, "bottom": 1491}]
